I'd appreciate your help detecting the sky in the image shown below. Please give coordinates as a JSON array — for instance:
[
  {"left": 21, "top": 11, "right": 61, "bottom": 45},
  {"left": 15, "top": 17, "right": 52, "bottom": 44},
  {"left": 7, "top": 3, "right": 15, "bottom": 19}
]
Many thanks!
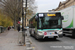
[{"left": 35, "top": 0, "right": 66, "bottom": 12}]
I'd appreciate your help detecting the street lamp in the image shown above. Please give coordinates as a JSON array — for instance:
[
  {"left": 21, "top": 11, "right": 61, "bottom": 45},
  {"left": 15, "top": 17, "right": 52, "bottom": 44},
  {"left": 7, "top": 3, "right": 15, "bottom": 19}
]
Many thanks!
[
  {"left": 25, "top": 0, "right": 27, "bottom": 27},
  {"left": 22, "top": 0, "right": 25, "bottom": 45},
  {"left": 22, "top": 0, "right": 27, "bottom": 45}
]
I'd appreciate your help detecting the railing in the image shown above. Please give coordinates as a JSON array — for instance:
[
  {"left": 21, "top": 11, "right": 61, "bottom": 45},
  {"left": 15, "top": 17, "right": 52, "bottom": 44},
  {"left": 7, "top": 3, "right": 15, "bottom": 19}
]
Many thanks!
[{"left": 0, "top": 26, "right": 6, "bottom": 33}]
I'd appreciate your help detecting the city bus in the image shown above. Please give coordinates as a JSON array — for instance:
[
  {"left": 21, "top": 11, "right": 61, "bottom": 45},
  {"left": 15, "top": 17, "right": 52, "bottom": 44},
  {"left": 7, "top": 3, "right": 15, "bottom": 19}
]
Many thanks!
[{"left": 29, "top": 12, "right": 64, "bottom": 40}]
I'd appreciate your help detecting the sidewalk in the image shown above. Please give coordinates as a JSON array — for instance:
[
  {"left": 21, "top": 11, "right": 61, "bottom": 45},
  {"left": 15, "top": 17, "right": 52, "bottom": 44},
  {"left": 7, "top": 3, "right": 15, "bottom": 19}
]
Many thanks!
[{"left": 0, "top": 29, "right": 26, "bottom": 50}]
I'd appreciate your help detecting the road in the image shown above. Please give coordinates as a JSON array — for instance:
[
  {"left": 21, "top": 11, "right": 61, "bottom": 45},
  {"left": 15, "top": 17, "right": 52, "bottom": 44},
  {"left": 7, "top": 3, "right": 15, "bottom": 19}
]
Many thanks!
[{"left": 28, "top": 34, "right": 75, "bottom": 50}]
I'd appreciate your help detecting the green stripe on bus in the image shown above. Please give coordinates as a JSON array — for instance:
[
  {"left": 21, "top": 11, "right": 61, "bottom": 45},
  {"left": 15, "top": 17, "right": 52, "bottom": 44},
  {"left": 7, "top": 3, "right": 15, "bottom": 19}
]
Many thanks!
[{"left": 38, "top": 29, "right": 62, "bottom": 31}]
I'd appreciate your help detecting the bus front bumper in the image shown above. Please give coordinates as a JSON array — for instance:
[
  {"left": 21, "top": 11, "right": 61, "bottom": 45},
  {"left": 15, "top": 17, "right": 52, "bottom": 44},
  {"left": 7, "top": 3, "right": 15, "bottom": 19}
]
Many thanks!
[{"left": 37, "top": 34, "right": 63, "bottom": 39}]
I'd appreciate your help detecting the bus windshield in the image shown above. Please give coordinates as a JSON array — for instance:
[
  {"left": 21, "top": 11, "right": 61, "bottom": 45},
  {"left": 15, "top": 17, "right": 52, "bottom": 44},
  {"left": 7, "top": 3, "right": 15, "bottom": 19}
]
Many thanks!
[{"left": 39, "top": 16, "right": 62, "bottom": 29}]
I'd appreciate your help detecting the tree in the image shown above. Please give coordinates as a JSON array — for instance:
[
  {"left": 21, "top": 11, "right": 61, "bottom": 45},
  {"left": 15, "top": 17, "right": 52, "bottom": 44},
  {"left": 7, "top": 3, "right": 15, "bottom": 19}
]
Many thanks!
[
  {"left": 25, "top": 0, "right": 37, "bottom": 16},
  {"left": 0, "top": 12, "right": 13, "bottom": 27},
  {"left": 0, "top": 0, "right": 37, "bottom": 29},
  {"left": 0, "top": 0, "right": 22, "bottom": 29}
]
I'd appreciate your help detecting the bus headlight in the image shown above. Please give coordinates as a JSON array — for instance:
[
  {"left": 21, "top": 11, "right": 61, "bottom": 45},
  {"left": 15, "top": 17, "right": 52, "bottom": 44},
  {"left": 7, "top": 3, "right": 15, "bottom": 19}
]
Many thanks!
[
  {"left": 59, "top": 32, "right": 62, "bottom": 34},
  {"left": 57, "top": 30, "right": 63, "bottom": 34},
  {"left": 38, "top": 31, "right": 44, "bottom": 35}
]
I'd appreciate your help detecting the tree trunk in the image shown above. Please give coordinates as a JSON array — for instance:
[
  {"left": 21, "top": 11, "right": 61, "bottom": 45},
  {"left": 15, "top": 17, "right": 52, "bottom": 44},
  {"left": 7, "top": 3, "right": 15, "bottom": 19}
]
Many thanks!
[{"left": 14, "top": 13, "right": 16, "bottom": 30}]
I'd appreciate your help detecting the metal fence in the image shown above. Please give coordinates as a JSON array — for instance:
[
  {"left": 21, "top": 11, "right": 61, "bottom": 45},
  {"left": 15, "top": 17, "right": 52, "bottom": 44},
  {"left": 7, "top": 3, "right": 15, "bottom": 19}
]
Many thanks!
[{"left": 0, "top": 26, "right": 6, "bottom": 33}]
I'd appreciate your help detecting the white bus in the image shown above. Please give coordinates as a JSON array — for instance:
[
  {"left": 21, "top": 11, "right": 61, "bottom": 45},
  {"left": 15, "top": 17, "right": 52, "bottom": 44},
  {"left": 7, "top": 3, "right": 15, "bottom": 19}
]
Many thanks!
[{"left": 29, "top": 12, "right": 64, "bottom": 40}]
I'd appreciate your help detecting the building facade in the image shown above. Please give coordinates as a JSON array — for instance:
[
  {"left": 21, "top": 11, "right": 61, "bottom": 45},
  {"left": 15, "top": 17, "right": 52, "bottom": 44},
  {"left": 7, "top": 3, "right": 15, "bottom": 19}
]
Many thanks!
[
  {"left": 51, "top": 0, "right": 75, "bottom": 11},
  {"left": 26, "top": 16, "right": 31, "bottom": 26}
]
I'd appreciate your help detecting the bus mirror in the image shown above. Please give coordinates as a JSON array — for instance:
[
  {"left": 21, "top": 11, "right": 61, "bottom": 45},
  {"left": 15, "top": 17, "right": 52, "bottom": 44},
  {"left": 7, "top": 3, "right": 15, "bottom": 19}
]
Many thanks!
[{"left": 61, "top": 16, "right": 64, "bottom": 20}]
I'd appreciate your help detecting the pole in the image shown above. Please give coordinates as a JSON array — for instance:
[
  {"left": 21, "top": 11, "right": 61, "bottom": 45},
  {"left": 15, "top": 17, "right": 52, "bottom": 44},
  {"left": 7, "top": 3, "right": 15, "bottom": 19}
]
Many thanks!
[
  {"left": 23, "top": 0, "right": 27, "bottom": 45},
  {"left": 22, "top": 0, "right": 24, "bottom": 31},
  {"left": 25, "top": 0, "right": 27, "bottom": 27},
  {"left": 22, "top": 0, "right": 25, "bottom": 45},
  {"left": 22, "top": 0, "right": 27, "bottom": 45}
]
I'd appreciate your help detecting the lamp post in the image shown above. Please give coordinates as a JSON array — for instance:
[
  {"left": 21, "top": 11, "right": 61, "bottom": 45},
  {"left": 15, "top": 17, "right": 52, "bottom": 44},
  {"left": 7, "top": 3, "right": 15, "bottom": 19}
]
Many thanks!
[
  {"left": 22, "top": 0, "right": 27, "bottom": 45},
  {"left": 25, "top": 0, "right": 27, "bottom": 27},
  {"left": 22, "top": 0, "right": 25, "bottom": 45}
]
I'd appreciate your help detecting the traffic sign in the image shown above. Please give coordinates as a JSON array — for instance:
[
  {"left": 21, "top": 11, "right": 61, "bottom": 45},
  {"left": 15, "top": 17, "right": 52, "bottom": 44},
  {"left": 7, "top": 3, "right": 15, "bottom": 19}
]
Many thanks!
[{"left": 18, "top": 21, "right": 20, "bottom": 24}]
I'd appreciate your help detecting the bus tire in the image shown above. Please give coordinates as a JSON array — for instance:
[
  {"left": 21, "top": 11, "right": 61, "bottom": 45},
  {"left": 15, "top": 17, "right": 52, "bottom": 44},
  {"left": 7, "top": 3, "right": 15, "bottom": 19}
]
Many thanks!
[
  {"left": 63, "top": 34, "right": 66, "bottom": 36},
  {"left": 34, "top": 33, "right": 39, "bottom": 40},
  {"left": 53, "top": 37, "right": 57, "bottom": 40}
]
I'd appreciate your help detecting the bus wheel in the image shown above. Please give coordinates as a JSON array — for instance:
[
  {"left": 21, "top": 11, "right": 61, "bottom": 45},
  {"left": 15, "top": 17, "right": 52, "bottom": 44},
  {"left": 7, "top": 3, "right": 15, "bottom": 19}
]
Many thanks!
[
  {"left": 53, "top": 37, "right": 57, "bottom": 40},
  {"left": 63, "top": 34, "right": 66, "bottom": 36},
  {"left": 35, "top": 34, "right": 39, "bottom": 40}
]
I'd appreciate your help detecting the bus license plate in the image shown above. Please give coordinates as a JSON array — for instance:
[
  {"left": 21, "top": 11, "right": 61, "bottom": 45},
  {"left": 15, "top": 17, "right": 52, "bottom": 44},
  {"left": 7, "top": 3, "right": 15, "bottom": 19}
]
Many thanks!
[{"left": 48, "top": 36, "right": 53, "bottom": 38}]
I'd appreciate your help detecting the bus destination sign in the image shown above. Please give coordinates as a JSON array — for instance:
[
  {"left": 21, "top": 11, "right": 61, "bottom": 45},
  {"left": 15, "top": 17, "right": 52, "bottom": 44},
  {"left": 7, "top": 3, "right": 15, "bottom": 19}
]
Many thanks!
[{"left": 47, "top": 14, "right": 56, "bottom": 16}]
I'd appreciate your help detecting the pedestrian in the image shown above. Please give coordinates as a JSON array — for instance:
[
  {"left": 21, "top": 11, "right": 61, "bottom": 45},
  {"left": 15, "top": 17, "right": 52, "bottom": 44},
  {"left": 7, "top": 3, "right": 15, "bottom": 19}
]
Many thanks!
[
  {"left": 8, "top": 26, "right": 10, "bottom": 30},
  {"left": 17, "top": 24, "right": 20, "bottom": 32},
  {"left": 17, "top": 24, "right": 23, "bottom": 45}
]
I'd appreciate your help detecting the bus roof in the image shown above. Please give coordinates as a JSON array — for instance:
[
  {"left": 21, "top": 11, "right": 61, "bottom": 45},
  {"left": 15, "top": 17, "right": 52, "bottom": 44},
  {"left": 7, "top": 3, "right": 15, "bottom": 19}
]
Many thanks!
[
  {"left": 29, "top": 11, "right": 61, "bottom": 21},
  {"left": 37, "top": 11, "right": 60, "bottom": 14}
]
